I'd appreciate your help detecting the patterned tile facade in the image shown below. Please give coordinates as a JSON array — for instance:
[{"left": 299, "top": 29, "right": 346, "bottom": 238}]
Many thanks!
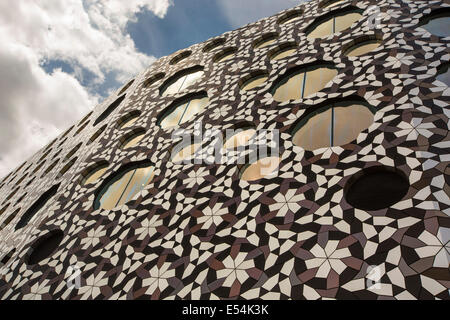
[{"left": 0, "top": 0, "right": 449, "bottom": 300}]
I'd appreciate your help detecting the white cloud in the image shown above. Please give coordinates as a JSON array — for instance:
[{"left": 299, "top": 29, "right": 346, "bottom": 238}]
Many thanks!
[{"left": 0, "top": 0, "right": 172, "bottom": 177}]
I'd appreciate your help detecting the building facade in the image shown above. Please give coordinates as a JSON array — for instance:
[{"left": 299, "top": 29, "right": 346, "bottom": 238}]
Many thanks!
[{"left": 0, "top": 0, "right": 449, "bottom": 299}]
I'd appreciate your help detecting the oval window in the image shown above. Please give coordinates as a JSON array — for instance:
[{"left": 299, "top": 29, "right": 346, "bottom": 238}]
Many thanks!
[
  {"left": 214, "top": 48, "right": 237, "bottom": 63},
  {"left": 306, "top": 7, "right": 363, "bottom": 39},
  {"left": 269, "top": 43, "right": 297, "bottom": 61},
  {"left": 160, "top": 66, "right": 204, "bottom": 96},
  {"left": 120, "top": 129, "right": 146, "bottom": 149},
  {"left": 158, "top": 93, "right": 209, "bottom": 129},
  {"left": 241, "top": 157, "right": 281, "bottom": 182},
  {"left": 345, "top": 167, "right": 409, "bottom": 211},
  {"left": 16, "top": 183, "right": 60, "bottom": 230},
  {"left": 82, "top": 161, "right": 109, "bottom": 186},
  {"left": 344, "top": 36, "right": 382, "bottom": 57},
  {"left": 94, "top": 95, "right": 126, "bottom": 126},
  {"left": 94, "top": 162, "right": 156, "bottom": 210},
  {"left": 291, "top": 99, "right": 375, "bottom": 150},
  {"left": 418, "top": 8, "right": 450, "bottom": 38},
  {"left": 272, "top": 62, "right": 338, "bottom": 102},
  {"left": 26, "top": 229, "right": 64, "bottom": 265},
  {"left": 170, "top": 51, "right": 191, "bottom": 65},
  {"left": 278, "top": 9, "right": 303, "bottom": 25},
  {"left": 239, "top": 71, "right": 269, "bottom": 91},
  {"left": 203, "top": 38, "right": 226, "bottom": 52},
  {"left": 117, "top": 110, "right": 141, "bottom": 129},
  {"left": 254, "top": 33, "right": 278, "bottom": 49}
]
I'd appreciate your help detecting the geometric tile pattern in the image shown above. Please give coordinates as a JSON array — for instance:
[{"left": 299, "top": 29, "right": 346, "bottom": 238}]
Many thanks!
[{"left": 0, "top": 0, "right": 449, "bottom": 299}]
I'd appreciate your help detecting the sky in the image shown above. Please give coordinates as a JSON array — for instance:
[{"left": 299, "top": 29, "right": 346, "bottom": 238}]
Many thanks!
[{"left": 0, "top": 0, "right": 305, "bottom": 178}]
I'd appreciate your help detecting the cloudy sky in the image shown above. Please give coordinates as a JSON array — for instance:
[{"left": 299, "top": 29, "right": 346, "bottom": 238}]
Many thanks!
[{"left": 0, "top": 0, "right": 304, "bottom": 178}]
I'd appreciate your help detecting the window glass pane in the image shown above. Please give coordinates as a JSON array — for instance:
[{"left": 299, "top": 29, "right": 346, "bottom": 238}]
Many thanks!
[
  {"left": 122, "top": 133, "right": 145, "bottom": 149},
  {"left": 345, "top": 41, "right": 381, "bottom": 57},
  {"left": 422, "top": 15, "right": 450, "bottom": 37},
  {"left": 335, "top": 12, "right": 362, "bottom": 33},
  {"left": 333, "top": 104, "right": 374, "bottom": 146},
  {"left": 99, "top": 170, "right": 134, "bottom": 210},
  {"left": 307, "top": 17, "right": 334, "bottom": 39},
  {"left": 180, "top": 97, "right": 209, "bottom": 124},
  {"left": 271, "top": 48, "right": 296, "bottom": 61},
  {"left": 303, "top": 67, "right": 338, "bottom": 98},
  {"left": 437, "top": 64, "right": 450, "bottom": 86},
  {"left": 180, "top": 71, "right": 204, "bottom": 91},
  {"left": 273, "top": 72, "right": 304, "bottom": 102},
  {"left": 223, "top": 129, "right": 256, "bottom": 149},
  {"left": 160, "top": 105, "right": 185, "bottom": 129},
  {"left": 162, "top": 75, "right": 187, "bottom": 96},
  {"left": 241, "top": 76, "right": 268, "bottom": 91},
  {"left": 98, "top": 165, "right": 155, "bottom": 210},
  {"left": 120, "top": 167, "right": 155, "bottom": 204},
  {"left": 241, "top": 157, "right": 281, "bottom": 181},
  {"left": 293, "top": 108, "right": 332, "bottom": 150},
  {"left": 84, "top": 167, "right": 108, "bottom": 185}
]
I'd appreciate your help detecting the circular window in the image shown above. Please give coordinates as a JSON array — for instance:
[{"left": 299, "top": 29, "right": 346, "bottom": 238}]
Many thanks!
[
  {"left": 291, "top": 99, "right": 375, "bottom": 150},
  {"left": 81, "top": 161, "right": 109, "bottom": 186},
  {"left": 158, "top": 92, "right": 209, "bottom": 129},
  {"left": 42, "top": 159, "right": 59, "bottom": 178},
  {"left": 74, "top": 122, "right": 89, "bottom": 136},
  {"left": 269, "top": 42, "right": 297, "bottom": 61},
  {"left": 278, "top": 9, "right": 303, "bottom": 25},
  {"left": 16, "top": 184, "right": 60, "bottom": 230},
  {"left": 160, "top": 66, "right": 204, "bottom": 97},
  {"left": 345, "top": 167, "right": 409, "bottom": 211},
  {"left": 78, "top": 111, "right": 93, "bottom": 127},
  {"left": 117, "top": 110, "right": 141, "bottom": 129},
  {"left": 171, "top": 140, "right": 202, "bottom": 163},
  {"left": 240, "top": 157, "right": 281, "bottom": 182},
  {"left": 0, "top": 204, "right": 9, "bottom": 217},
  {"left": 239, "top": 71, "right": 269, "bottom": 91},
  {"left": 26, "top": 229, "right": 64, "bottom": 265},
  {"left": 0, "top": 208, "right": 20, "bottom": 232},
  {"left": 89, "top": 125, "right": 106, "bottom": 145},
  {"left": 436, "top": 62, "right": 450, "bottom": 86},
  {"left": 223, "top": 123, "right": 256, "bottom": 150},
  {"left": 59, "top": 157, "right": 77, "bottom": 178},
  {"left": 170, "top": 51, "right": 191, "bottom": 65},
  {"left": 343, "top": 35, "right": 382, "bottom": 57},
  {"left": 418, "top": 8, "right": 450, "bottom": 38},
  {"left": 0, "top": 249, "right": 16, "bottom": 266},
  {"left": 253, "top": 33, "right": 278, "bottom": 49},
  {"left": 94, "top": 94, "right": 126, "bottom": 126},
  {"left": 65, "top": 143, "right": 82, "bottom": 161},
  {"left": 203, "top": 38, "right": 226, "bottom": 52},
  {"left": 143, "top": 72, "right": 165, "bottom": 88},
  {"left": 118, "top": 79, "right": 135, "bottom": 96},
  {"left": 271, "top": 62, "right": 338, "bottom": 102},
  {"left": 306, "top": 7, "right": 363, "bottom": 39},
  {"left": 120, "top": 128, "right": 146, "bottom": 149},
  {"left": 214, "top": 47, "right": 237, "bottom": 63},
  {"left": 94, "top": 161, "right": 156, "bottom": 210}
]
